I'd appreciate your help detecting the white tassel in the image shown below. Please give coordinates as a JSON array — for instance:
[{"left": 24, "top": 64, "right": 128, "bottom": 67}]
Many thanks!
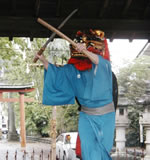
[{"left": 94, "top": 65, "right": 98, "bottom": 75}]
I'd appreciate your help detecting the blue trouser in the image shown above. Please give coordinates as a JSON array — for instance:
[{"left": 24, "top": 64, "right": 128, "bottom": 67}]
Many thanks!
[{"left": 78, "top": 111, "right": 115, "bottom": 160}]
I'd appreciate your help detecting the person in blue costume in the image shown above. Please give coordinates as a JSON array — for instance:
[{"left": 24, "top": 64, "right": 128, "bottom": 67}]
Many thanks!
[{"left": 36, "top": 29, "right": 115, "bottom": 160}]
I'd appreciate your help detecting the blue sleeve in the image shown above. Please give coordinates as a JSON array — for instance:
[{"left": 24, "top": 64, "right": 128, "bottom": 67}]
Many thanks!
[{"left": 42, "top": 63, "right": 75, "bottom": 105}]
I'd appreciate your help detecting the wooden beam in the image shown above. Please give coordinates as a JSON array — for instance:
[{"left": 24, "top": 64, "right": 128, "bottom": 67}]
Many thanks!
[
  {"left": 0, "top": 88, "right": 34, "bottom": 93},
  {"left": 56, "top": 0, "right": 62, "bottom": 17},
  {"left": 109, "top": 32, "right": 116, "bottom": 42},
  {"left": 129, "top": 32, "right": 136, "bottom": 42},
  {"left": 0, "top": 97, "right": 34, "bottom": 102},
  {"left": 30, "top": 36, "right": 34, "bottom": 41},
  {"left": 122, "top": 0, "right": 133, "bottom": 16},
  {"left": 10, "top": 0, "right": 17, "bottom": 15},
  {"left": 0, "top": 17, "right": 150, "bottom": 39},
  {"left": 99, "top": 0, "right": 109, "bottom": 18},
  {"left": 51, "top": 106, "right": 57, "bottom": 160},
  {"left": 143, "top": 2, "right": 150, "bottom": 19},
  {"left": 9, "top": 36, "right": 13, "bottom": 41},
  {"left": 0, "top": 87, "right": 35, "bottom": 150},
  {"left": 0, "top": 92, "right": 2, "bottom": 99},
  {"left": 19, "top": 92, "right": 26, "bottom": 148},
  {"left": 76, "top": 0, "right": 82, "bottom": 17},
  {"left": 0, "top": 88, "right": 35, "bottom": 102},
  {"left": 34, "top": 0, "right": 41, "bottom": 17}
]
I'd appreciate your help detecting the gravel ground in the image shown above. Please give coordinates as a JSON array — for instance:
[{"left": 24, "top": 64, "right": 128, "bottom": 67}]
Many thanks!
[{"left": 0, "top": 139, "right": 52, "bottom": 160}]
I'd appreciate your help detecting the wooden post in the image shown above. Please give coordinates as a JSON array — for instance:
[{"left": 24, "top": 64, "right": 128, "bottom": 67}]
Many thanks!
[
  {"left": 19, "top": 92, "right": 26, "bottom": 148},
  {"left": 0, "top": 87, "right": 34, "bottom": 149},
  {"left": 50, "top": 106, "right": 57, "bottom": 160}
]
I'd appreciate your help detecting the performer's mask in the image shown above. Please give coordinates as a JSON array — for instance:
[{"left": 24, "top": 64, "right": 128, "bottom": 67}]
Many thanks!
[{"left": 68, "top": 29, "right": 110, "bottom": 71}]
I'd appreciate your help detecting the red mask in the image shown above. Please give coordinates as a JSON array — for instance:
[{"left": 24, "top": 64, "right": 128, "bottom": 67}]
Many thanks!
[{"left": 68, "top": 31, "right": 110, "bottom": 71}]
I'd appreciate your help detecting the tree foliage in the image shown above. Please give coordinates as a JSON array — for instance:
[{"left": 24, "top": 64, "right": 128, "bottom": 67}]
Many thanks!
[
  {"left": 25, "top": 103, "right": 52, "bottom": 136},
  {"left": 0, "top": 37, "right": 78, "bottom": 137},
  {"left": 56, "top": 104, "right": 79, "bottom": 135},
  {"left": 117, "top": 55, "right": 150, "bottom": 147},
  {"left": 118, "top": 56, "right": 150, "bottom": 100}
]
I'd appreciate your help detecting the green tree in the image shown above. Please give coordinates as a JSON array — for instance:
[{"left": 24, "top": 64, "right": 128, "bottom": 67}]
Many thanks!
[
  {"left": 25, "top": 103, "right": 52, "bottom": 136},
  {"left": 56, "top": 104, "right": 79, "bottom": 134},
  {"left": 118, "top": 55, "right": 150, "bottom": 147},
  {"left": 0, "top": 37, "right": 52, "bottom": 136},
  {"left": 0, "top": 37, "right": 78, "bottom": 137}
]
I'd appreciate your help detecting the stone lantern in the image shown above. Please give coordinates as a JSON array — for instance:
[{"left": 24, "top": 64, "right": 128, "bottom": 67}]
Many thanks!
[
  {"left": 113, "top": 86, "right": 130, "bottom": 156},
  {"left": 138, "top": 81, "right": 150, "bottom": 160}
]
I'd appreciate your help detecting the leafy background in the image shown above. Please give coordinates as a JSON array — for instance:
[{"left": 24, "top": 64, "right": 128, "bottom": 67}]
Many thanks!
[{"left": 0, "top": 37, "right": 150, "bottom": 148}]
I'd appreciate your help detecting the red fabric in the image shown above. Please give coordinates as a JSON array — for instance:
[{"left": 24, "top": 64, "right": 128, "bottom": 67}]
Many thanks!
[
  {"left": 68, "top": 58, "right": 92, "bottom": 71},
  {"left": 87, "top": 38, "right": 110, "bottom": 61},
  {"left": 103, "top": 38, "right": 110, "bottom": 61},
  {"left": 87, "top": 46, "right": 103, "bottom": 56},
  {"left": 76, "top": 134, "right": 82, "bottom": 158},
  {"left": 68, "top": 38, "right": 110, "bottom": 71}
]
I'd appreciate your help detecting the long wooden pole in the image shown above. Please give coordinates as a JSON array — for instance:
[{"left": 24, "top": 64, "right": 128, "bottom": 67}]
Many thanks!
[
  {"left": 37, "top": 18, "right": 77, "bottom": 48},
  {"left": 19, "top": 92, "right": 26, "bottom": 149},
  {"left": 37, "top": 18, "right": 93, "bottom": 62},
  {"left": 50, "top": 106, "right": 57, "bottom": 160},
  {"left": 33, "top": 9, "right": 78, "bottom": 63}
]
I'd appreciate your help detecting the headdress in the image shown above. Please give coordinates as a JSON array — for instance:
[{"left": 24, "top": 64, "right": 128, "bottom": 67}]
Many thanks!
[{"left": 68, "top": 29, "right": 110, "bottom": 71}]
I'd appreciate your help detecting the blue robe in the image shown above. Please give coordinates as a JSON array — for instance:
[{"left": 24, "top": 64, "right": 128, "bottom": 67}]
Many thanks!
[{"left": 43, "top": 55, "right": 115, "bottom": 160}]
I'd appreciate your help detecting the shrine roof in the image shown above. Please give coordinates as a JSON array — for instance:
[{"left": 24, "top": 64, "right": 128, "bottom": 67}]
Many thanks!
[
  {"left": 0, "top": 82, "right": 34, "bottom": 92},
  {"left": 0, "top": 0, "right": 150, "bottom": 40}
]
